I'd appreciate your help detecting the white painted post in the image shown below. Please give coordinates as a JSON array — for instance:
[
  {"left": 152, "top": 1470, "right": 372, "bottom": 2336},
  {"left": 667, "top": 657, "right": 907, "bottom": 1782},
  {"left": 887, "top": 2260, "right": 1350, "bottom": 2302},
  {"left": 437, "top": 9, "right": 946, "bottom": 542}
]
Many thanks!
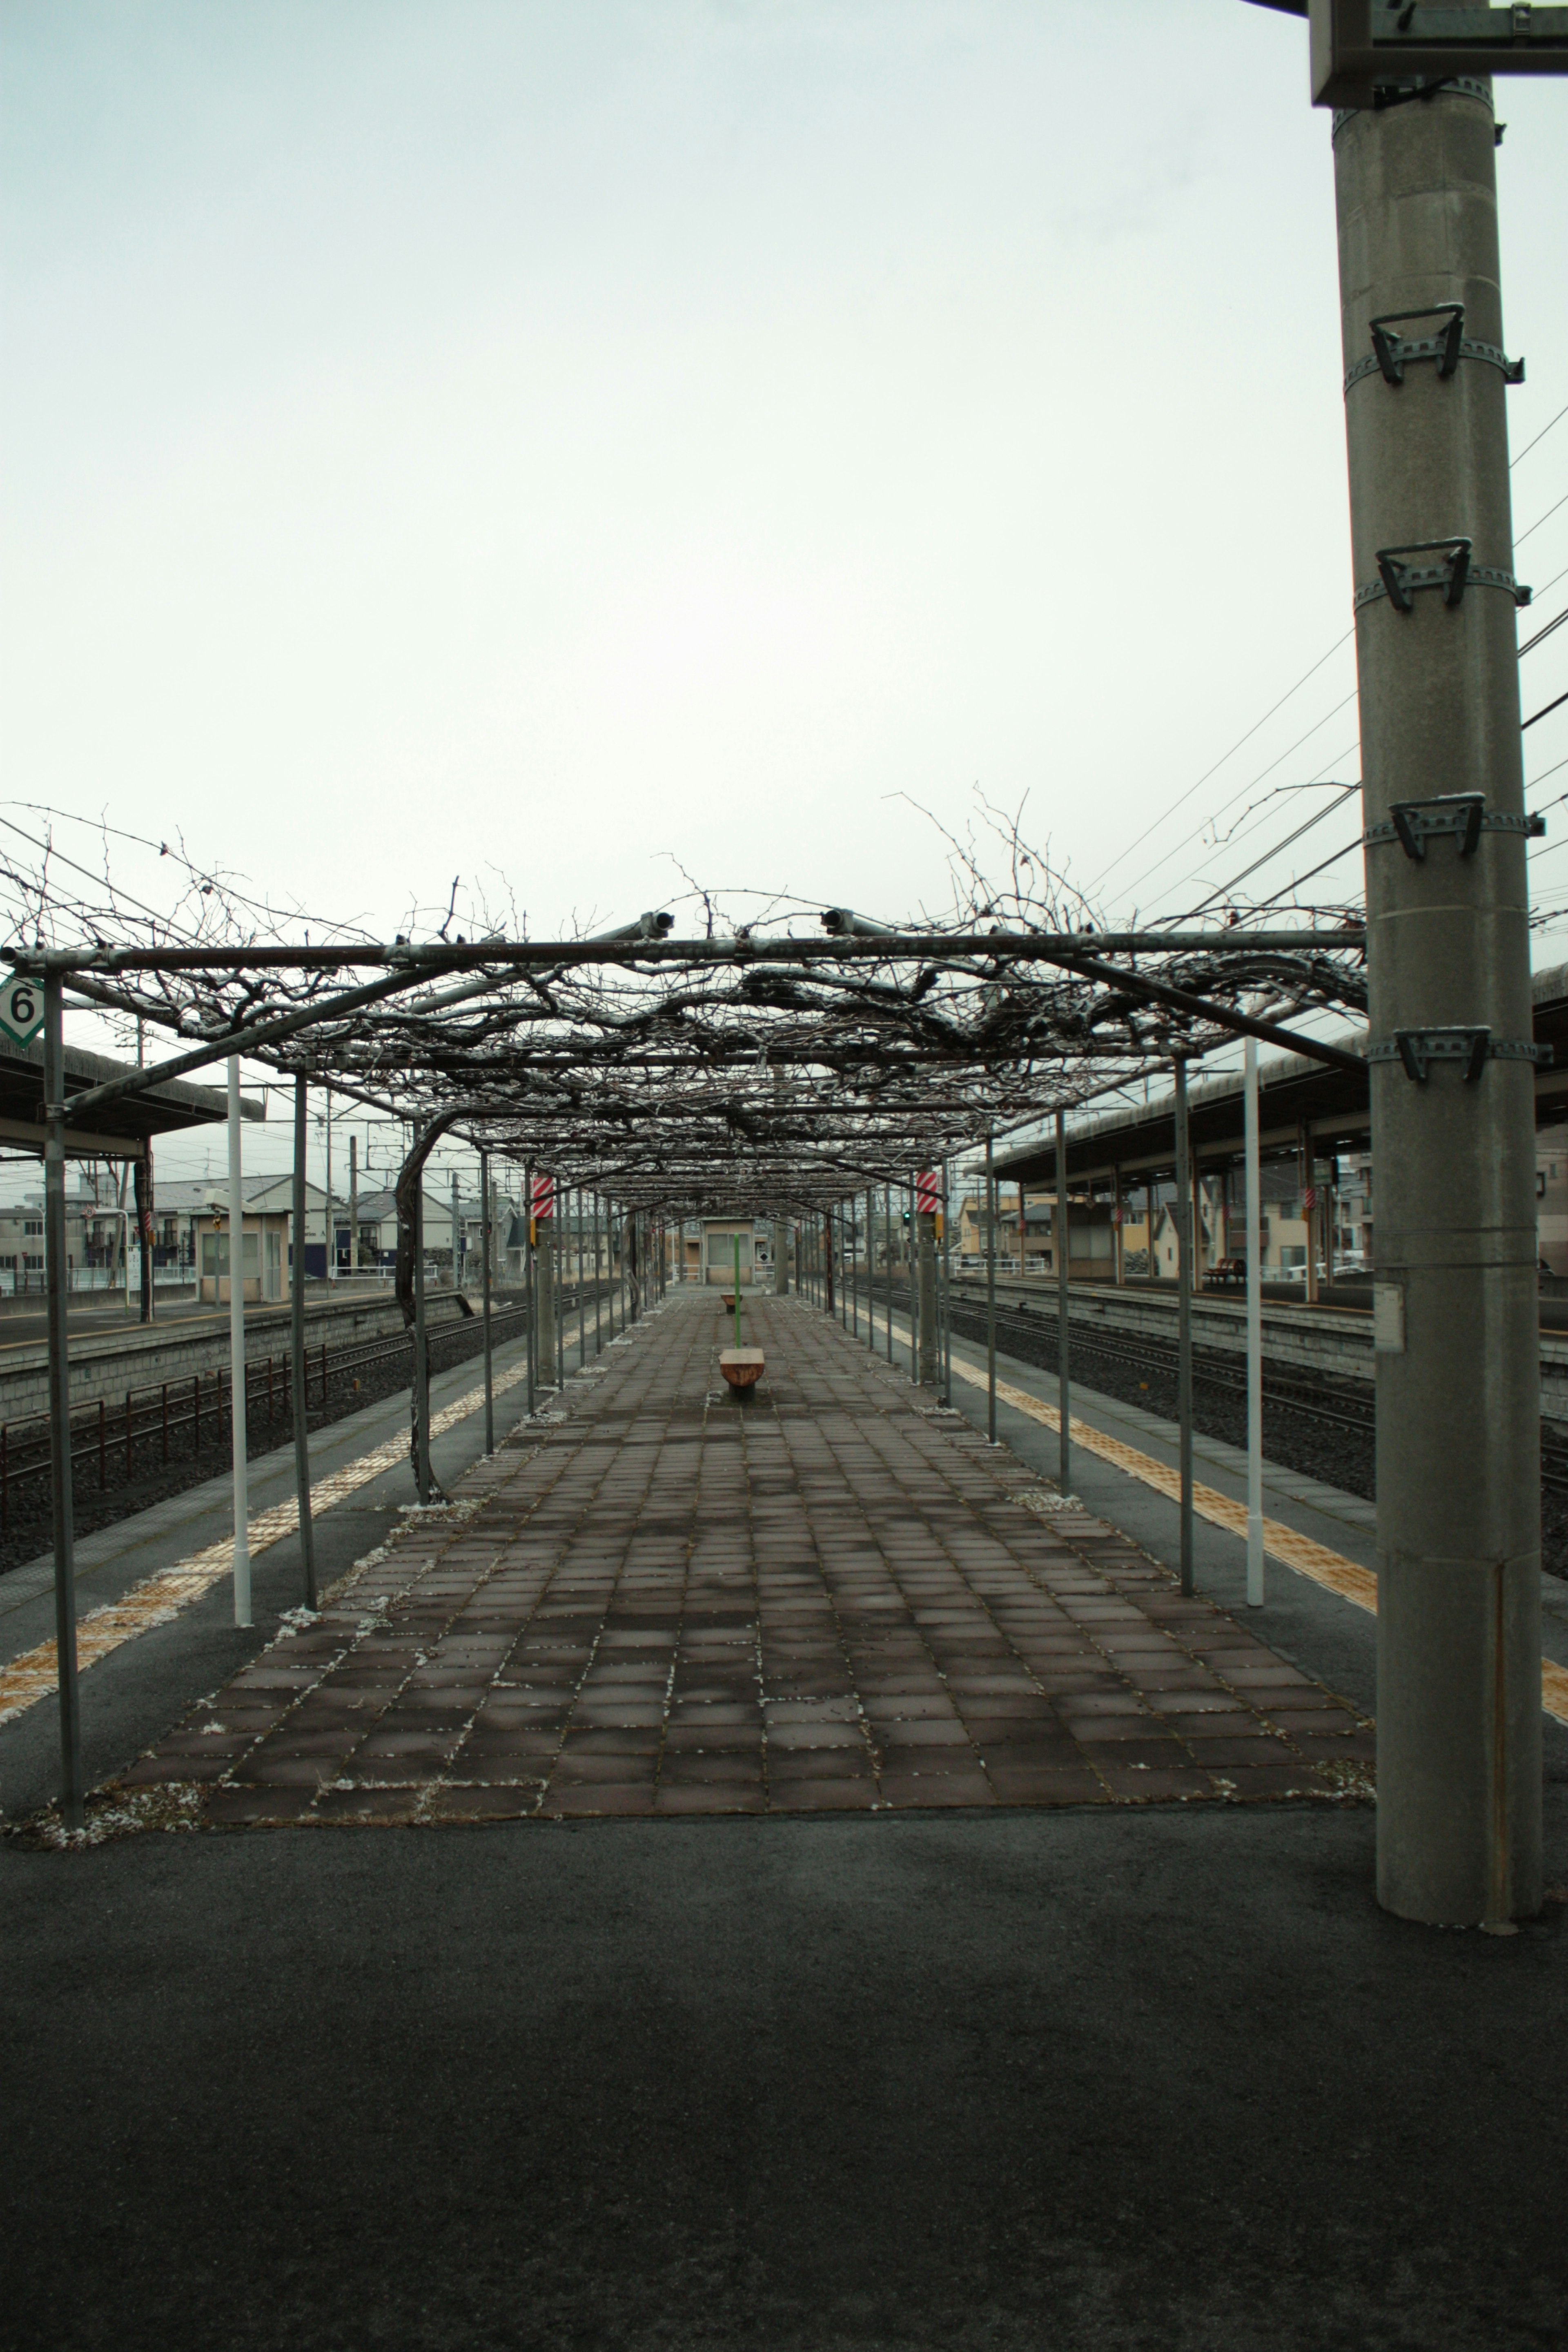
[
  {"left": 227, "top": 1056, "right": 251, "bottom": 1626},
  {"left": 1245, "top": 1037, "right": 1264, "bottom": 1609}
]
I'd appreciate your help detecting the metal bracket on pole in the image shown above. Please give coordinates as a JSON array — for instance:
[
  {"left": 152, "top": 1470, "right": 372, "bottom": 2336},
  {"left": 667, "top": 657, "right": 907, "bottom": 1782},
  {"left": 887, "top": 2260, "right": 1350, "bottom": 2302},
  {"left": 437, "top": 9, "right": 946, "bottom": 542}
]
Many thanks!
[
  {"left": 1365, "top": 794, "right": 1545, "bottom": 859},
  {"left": 1345, "top": 301, "right": 1524, "bottom": 392},
  {"left": 1357, "top": 537, "right": 1531, "bottom": 612},
  {"left": 1367, "top": 1027, "right": 1552, "bottom": 1082}
]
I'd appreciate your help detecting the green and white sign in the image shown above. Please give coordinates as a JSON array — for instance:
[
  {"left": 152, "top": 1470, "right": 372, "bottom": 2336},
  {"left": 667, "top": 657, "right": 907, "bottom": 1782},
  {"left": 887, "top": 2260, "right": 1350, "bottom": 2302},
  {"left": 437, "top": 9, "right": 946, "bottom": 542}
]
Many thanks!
[{"left": 0, "top": 974, "right": 45, "bottom": 1049}]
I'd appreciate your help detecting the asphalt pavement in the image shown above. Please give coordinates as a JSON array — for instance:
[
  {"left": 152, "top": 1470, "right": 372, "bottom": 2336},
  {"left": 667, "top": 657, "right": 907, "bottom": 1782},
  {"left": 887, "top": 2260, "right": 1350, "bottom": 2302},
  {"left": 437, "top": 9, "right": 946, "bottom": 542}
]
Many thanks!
[{"left": 3, "top": 1287, "right": 1565, "bottom": 2352}]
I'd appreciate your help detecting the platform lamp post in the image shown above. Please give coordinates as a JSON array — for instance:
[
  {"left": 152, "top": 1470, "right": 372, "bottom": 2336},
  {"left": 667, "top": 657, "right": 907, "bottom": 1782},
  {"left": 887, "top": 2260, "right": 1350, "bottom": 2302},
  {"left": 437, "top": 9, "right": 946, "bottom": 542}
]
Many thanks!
[
  {"left": 292, "top": 1074, "right": 316, "bottom": 1609},
  {"left": 1056, "top": 1109, "right": 1071, "bottom": 1499},
  {"left": 1174, "top": 1056, "right": 1194, "bottom": 1600},
  {"left": 226, "top": 1056, "right": 251, "bottom": 1626},
  {"left": 480, "top": 1149, "right": 494, "bottom": 1455},
  {"left": 42, "top": 971, "right": 83, "bottom": 1829},
  {"left": 984, "top": 1134, "right": 998, "bottom": 1446},
  {"left": 1245, "top": 1040, "right": 1264, "bottom": 1609},
  {"left": 1248, "top": 0, "right": 1567, "bottom": 1924}
]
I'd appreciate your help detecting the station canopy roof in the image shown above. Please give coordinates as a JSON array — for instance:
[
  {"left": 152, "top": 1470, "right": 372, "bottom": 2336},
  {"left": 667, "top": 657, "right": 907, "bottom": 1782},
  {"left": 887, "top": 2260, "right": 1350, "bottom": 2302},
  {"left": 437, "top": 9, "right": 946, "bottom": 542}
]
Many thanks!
[
  {"left": 0, "top": 1035, "right": 262, "bottom": 1162},
  {"left": 996, "top": 962, "right": 1568, "bottom": 1193}
]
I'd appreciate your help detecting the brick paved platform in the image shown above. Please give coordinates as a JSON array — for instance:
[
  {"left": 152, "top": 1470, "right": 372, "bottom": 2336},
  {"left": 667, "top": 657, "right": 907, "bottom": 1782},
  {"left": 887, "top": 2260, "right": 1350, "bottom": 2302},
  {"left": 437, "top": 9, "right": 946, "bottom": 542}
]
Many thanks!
[{"left": 116, "top": 1293, "right": 1374, "bottom": 1825}]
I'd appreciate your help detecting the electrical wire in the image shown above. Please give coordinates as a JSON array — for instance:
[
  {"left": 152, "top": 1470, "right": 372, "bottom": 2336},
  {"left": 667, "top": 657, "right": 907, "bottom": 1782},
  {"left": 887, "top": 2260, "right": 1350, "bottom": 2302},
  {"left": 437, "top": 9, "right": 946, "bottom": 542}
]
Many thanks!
[
  {"left": 1514, "top": 400, "right": 1568, "bottom": 471},
  {"left": 1109, "top": 692, "right": 1359, "bottom": 912},
  {"left": 1518, "top": 487, "right": 1568, "bottom": 547},
  {"left": 1140, "top": 738, "right": 1359, "bottom": 923},
  {"left": 1083, "top": 631, "right": 1353, "bottom": 896},
  {"left": 1179, "top": 784, "right": 1361, "bottom": 920},
  {"left": 1523, "top": 688, "right": 1568, "bottom": 734}
]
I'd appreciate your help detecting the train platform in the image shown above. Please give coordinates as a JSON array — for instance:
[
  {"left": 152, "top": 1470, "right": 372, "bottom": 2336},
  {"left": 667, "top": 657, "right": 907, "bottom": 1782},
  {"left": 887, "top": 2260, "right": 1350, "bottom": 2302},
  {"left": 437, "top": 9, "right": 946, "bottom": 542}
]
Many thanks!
[
  {"left": 5, "top": 1288, "right": 1568, "bottom": 2351},
  {"left": 98, "top": 1287, "right": 1378, "bottom": 1829}
]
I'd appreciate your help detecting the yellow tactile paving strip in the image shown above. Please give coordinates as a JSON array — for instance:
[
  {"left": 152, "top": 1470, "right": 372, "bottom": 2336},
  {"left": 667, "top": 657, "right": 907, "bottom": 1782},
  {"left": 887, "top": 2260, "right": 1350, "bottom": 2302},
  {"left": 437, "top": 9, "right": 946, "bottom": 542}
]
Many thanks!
[
  {"left": 0, "top": 1350, "right": 540, "bottom": 1729},
  {"left": 944, "top": 1354, "right": 1568, "bottom": 1728}
]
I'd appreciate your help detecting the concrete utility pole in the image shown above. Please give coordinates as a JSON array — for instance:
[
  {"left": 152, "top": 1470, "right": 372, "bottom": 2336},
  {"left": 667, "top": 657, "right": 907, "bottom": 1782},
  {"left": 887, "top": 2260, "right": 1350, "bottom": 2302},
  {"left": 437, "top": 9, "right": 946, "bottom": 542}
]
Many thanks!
[{"left": 1335, "top": 77, "right": 1540, "bottom": 1925}]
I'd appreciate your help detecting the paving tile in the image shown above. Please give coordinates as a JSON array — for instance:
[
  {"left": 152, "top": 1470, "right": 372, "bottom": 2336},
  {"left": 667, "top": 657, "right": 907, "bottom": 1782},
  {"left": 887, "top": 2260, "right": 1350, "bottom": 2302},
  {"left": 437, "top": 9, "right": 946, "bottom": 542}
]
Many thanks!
[{"left": 110, "top": 1292, "right": 1366, "bottom": 1832}]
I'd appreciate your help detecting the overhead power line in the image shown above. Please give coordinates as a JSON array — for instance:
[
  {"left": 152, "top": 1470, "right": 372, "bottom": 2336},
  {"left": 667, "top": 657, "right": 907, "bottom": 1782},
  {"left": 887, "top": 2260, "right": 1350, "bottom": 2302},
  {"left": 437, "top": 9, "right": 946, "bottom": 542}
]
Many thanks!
[{"left": 1085, "top": 631, "right": 1354, "bottom": 896}]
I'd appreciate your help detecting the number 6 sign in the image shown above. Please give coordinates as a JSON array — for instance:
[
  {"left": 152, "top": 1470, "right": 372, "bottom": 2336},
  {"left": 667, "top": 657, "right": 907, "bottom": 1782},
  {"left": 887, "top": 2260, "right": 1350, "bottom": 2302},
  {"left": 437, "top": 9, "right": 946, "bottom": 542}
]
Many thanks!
[{"left": 0, "top": 974, "right": 45, "bottom": 1049}]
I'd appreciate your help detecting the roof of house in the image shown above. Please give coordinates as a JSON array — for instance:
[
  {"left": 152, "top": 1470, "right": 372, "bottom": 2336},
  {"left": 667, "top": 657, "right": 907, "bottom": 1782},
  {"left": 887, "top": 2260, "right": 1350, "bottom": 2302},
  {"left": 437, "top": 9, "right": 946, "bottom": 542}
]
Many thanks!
[{"left": 152, "top": 1174, "right": 339, "bottom": 1213}]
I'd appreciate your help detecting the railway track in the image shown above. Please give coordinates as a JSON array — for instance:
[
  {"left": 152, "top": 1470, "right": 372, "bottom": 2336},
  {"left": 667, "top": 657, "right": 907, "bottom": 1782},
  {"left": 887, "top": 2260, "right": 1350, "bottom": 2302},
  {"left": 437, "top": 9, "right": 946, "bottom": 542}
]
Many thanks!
[
  {"left": 852, "top": 1275, "right": 1568, "bottom": 1501},
  {"left": 0, "top": 1281, "right": 612, "bottom": 1536}
]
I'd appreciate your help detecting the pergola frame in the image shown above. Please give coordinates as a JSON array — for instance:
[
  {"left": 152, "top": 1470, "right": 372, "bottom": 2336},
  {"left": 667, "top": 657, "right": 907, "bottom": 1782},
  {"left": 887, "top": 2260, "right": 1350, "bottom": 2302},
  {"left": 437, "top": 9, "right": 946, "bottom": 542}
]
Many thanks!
[{"left": 22, "top": 911, "right": 1370, "bottom": 1830}]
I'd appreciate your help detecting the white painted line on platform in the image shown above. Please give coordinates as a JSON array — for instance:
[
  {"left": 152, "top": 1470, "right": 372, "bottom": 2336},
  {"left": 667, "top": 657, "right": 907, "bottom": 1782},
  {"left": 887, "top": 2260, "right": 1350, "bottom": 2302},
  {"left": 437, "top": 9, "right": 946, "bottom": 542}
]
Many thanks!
[
  {"left": 0, "top": 1337, "right": 564, "bottom": 1731},
  {"left": 851, "top": 1299, "right": 1568, "bottom": 1730},
  {"left": 940, "top": 1348, "right": 1568, "bottom": 1730}
]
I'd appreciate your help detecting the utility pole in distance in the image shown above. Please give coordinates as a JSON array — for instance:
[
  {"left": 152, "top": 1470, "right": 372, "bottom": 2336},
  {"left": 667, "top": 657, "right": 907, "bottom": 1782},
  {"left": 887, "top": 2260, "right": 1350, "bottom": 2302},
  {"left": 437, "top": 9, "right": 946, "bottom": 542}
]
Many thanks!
[{"left": 1251, "top": 1, "right": 1565, "bottom": 1924}]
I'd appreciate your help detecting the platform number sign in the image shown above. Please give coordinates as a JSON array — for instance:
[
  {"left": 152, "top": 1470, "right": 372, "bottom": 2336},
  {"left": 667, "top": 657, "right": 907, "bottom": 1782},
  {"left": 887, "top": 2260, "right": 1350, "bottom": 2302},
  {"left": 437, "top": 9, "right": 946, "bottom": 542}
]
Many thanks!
[{"left": 0, "top": 975, "right": 44, "bottom": 1049}]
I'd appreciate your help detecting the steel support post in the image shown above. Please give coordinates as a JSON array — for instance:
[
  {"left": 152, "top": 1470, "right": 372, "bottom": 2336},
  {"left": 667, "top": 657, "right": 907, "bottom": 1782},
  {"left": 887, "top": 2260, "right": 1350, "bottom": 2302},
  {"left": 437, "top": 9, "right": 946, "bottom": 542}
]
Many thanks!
[
  {"left": 413, "top": 1154, "right": 431, "bottom": 1502},
  {"left": 594, "top": 1196, "right": 604, "bottom": 1348},
  {"left": 578, "top": 1192, "right": 586, "bottom": 1368},
  {"left": 480, "top": 1149, "right": 494, "bottom": 1454},
  {"left": 292, "top": 1076, "right": 317, "bottom": 1609},
  {"left": 884, "top": 1187, "right": 894, "bottom": 1363},
  {"left": 135, "top": 1147, "right": 154, "bottom": 1323},
  {"left": 1174, "top": 1058, "right": 1194, "bottom": 1598},
  {"left": 1056, "top": 1108, "right": 1071, "bottom": 1495},
  {"left": 904, "top": 1186, "right": 916, "bottom": 1378},
  {"left": 1334, "top": 80, "right": 1541, "bottom": 1922},
  {"left": 1245, "top": 1039, "right": 1264, "bottom": 1609},
  {"left": 865, "top": 1192, "right": 875, "bottom": 1349},
  {"left": 1112, "top": 1162, "right": 1124, "bottom": 1287},
  {"left": 848, "top": 1205, "right": 858, "bottom": 1336},
  {"left": 226, "top": 1056, "right": 251, "bottom": 1625},
  {"left": 824, "top": 1210, "right": 834, "bottom": 1318},
  {"left": 537, "top": 1220, "right": 556, "bottom": 1387},
  {"left": 941, "top": 1163, "right": 953, "bottom": 1406},
  {"left": 985, "top": 1136, "right": 998, "bottom": 1445},
  {"left": 44, "top": 972, "right": 83, "bottom": 1829},
  {"left": 917, "top": 1209, "right": 938, "bottom": 1386},
  {"left": 451, "top": 1169, "right": 461, "bottom": 1294},
  {"left": 524, "top": 1167, "right": 537, "bottom": 1412},
  {"left": 349, "top": 1133, "right": 358, "bottom": 1276}
]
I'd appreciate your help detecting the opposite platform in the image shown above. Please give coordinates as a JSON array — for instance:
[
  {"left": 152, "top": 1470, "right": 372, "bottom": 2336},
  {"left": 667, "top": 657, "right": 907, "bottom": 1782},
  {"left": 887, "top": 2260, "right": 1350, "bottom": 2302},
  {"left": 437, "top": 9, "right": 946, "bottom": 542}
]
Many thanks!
[{"left": 103, "top": 1290, "right": 1373, "bottom": 1829}]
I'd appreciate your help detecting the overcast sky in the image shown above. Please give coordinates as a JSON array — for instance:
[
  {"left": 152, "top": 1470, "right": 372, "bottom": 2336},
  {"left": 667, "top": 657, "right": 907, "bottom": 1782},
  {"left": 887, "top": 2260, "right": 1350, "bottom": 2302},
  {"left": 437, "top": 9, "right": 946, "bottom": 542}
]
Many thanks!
[{"left": 3, "top": 1, "right": 1566, "bottom": 1191}]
